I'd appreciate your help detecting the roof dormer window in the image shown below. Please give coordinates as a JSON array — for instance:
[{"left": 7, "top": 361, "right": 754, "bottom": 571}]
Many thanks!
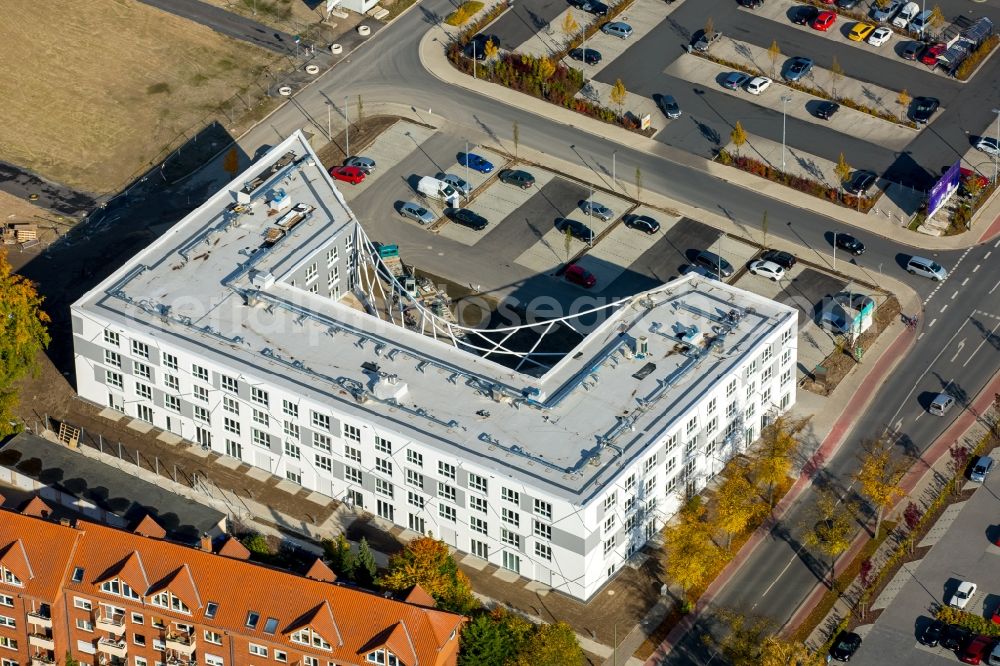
[
  {"left": 290, "top": 628, "right": 331, "bottom": 651},
  {"left": 365, "top": 650, "right": 399, "bottom": 666},
  {"left": 150, "top": 591, "right": 190, "bottom": 614},
  {"left": 100, "top": 578, "right": 141, "bottom": 599},
  {"left": 0, "top": 566, "right": 23, "bottom": 587}
]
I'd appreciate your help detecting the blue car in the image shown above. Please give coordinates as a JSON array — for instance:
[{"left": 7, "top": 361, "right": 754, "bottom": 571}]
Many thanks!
[{"left": 459, "top": 152, "right": 494, "bottom": 173}]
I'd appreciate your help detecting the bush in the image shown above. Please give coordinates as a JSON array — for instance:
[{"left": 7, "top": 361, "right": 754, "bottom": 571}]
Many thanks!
[
  {"left": 444, "top": 1, "right": 484, "bottom": 26},
  {"left": 935, "top": 606, "right": 1000, "bottom": 638},
  {"left": 956, "top": 35, "right": 1000, "bottom": 81}
]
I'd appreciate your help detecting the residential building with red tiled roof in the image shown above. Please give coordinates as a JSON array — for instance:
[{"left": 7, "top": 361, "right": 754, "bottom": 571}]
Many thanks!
[{"left": 0, "top": 504, "right": 464, "bottom": 666}]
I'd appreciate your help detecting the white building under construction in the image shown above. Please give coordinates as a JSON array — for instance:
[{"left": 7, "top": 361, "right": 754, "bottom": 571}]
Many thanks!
[{"left": 71, "top": 131, "right": 798, "bottom": 600}]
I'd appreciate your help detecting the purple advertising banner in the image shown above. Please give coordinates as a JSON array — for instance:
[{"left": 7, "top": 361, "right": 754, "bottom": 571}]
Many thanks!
[{"left": 928, "top": 160, "right": 961, "bottom": 217}]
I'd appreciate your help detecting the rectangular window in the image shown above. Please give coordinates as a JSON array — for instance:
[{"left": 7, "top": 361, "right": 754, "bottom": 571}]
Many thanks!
[
  {"left": 326, "top": 246, "right": 338, "bottom": 265},
  {"left": 375, "top": 457, "right": 392, "bottom": 476},
  {"left": 782, "top": 349, "right": 792, "bottom": 365},
  {"left": 248, "top": 644, "right": 267, "bottom": 657},
  {"left": 533, "top": 520, "right": 551, "bottom": 540},
  {"left": 407, "top": 491, "right": 424, "bottom": 509},
  {"left": 252, "top": 428, "right": 268, "bottom": 448},
  {"left": 782, "top": 327, "right": 792, "bottom": 344},
  {"left": 344, "top": 424, "right": 362, "bottom": 442},
  {"left": 501, "top": 508, "right": 519, "bottom": 527},
  {"left": 437, "top": 482, "right": 456, "bottom": 502},
  {"left": 438, "top": 461, "right": 456, "bottom": 480},
  {"left": 375, "top": 478, "right": 393, "bottom": 498},
  {"left": 104, "top": 330, "right": 120, "bottom": 347},
  {"left": 470, "top": 517, "right": 487, "bottom": 534},
  {"left": 762, "top": 387, "right": 772, "bottom": 406},
  {"left": 468, "top": 473, "right": 487, "bottom": 493},
  {"left": 223, "top": 418, "right": 240, "bottom": 435},
  {"left": 283, "top": 420, "right": 300, "bottom": 440},
  {"left": 781, "top": 369, "right": 792, "bottom": 386},
  {"left": 282, "top": 399, "right": 298, "bottom": 418},
  {"left": 726, "top": 402, "right": 737, "bottom": 418},
  {"left": 222, "top": 395, "right": 239, "bottom": 414},
  {"left": 534, "top": 543, "right": 552, "bottom": 561},
  {"left": 136, "top": 383, "right": 152, "bottom": 400},
  {"left": 311, "top": 411, "right": 330, "bottom": 431},
  {"left": 706, "top": 416, "right": 718, "bottom": 435},
  {"left": 134, "top": 362, "right": 150, "bottom": 380},
  {"left": 470, "top": 496, "right": 487, "bottom": 513},
  {"left": 220, "top": 375, "right": 238, "bottom": 393},
  {"left": 192, "top": 365, "right": 208, "bottom": 382},
  {"left": 624, "top": 474, "right": 636, "bottom": 493},
  {"left": 105, "top": 350, "right": 121, "bottom": 368},
  {"left": 274, "top": 651, "right": 287, "bottom": 663},
  {"left": 193, "top": 385, "right": 208, "bottom": 403},
  {"left": 314, "top": 432, "right": 332, "bottom": 452},
  {"left": 133, "top": 634, "right": 146, "bottom": 647},
  {"left": 252, "top": 408, "right": 269, "bottom": 426},
  {"left": 726, "top": 379, "right": 737, "bottom": 397},
  {"left": 344, "top": 445, "right": 361, "bottom": 462},
  {"left": 73, "top": 598, "right": 92, "bottom": 611},
  {"left": 377, "top": 499, "right": 394, "bottom": 521},
  {"left": 746, "top": 403, "right": 756, "bottom": 419},
  {"left": 762, "top": 367, "right": 773, "bottom": 382},
  {"left": 666, "top": 457, "right": 676, "bottom": 473},
  {"left": 624, "top": 496, "right": 636, "bottom": 514},
  {"left": 345, "top": 466, "right": 362, "bottom": 484},
  {"left": 501, "top": 529, "right": 519, "bottom": 548},
  {"left": 130, "top": 612, "right": 143, "bottom": 624},
  {"left": 406, "top": 450, "right": 423, "bottom": 467},
  {"left": 106, "top": 371, "right": 123, "bottom": 389},
  {"left": 131, "top": 340, "right": 149, "bottom": 359},
  {"left": 373, "top": 435, "right": 390, "bottom": 452},
  {"left": 315, "top": 454, "right": 332, "bottom": 472},
  {"left": 665, "top": 433, "right": 678, "bottom": 453},
  {"left": 746, "top": 382, "right": 756, "bottom": 400},
  {"left": 251, "top": 387, "right": 269, "bottom": 407},
  {"left": 501, "top": 487, "right": 519, "bottom": 504},
  {"left": 533, "top": 498, "right": 552, "bottom": 519},
  {"left": 644, "top": 477, "right": 655, "bottom": 495},
  {"left": 305, "top": 262, "right": 318, "bottom": 284},
  {"left": 76, "top": 618, "right": 94, "bottom": 632},
  {"left": 164, "top": 374, "right": 179, "bottom": 391},
  {"left": 162, "top": 352, "right": 178, "bottom": 370},
  {"left": 284, "top": 441, "right": 301, "bottom": 460},
  {"left": 405, "top": 469, "right": 424, "bottom": 490},
  {"left": 439, "top": 503, "right": 457, "bottom": 523},
  {"left": 193, "top": 405, "right": 210, "bottom": 424},
  {"left": 707, "top": 397, "right": 717, "bottom": 414},
  {"left": 604, "top": 538, "right": 615, "bottom": 555},
  {"left": 603, "top": 492, "right": 617, "bottom": 511},
  {"left": 686, "top": 416, "right": 697, "bottom": 435},
  {"left": 643, "top": 455, "right": 656, "bottom": 474}
]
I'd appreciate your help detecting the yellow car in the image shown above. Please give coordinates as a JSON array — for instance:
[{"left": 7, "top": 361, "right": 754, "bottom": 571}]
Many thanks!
[{"left": 849, "top": 23, "right": 875, "bottom": 41}]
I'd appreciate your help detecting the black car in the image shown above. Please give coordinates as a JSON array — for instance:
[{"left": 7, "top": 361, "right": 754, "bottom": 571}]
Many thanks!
[
  {"left": 464, "top": 33, "right": 501, "bottom": 60},
  {"left": 940, "top": 624, "right": 972, "bottom": 651},
  {"left": 578, "top": 0, "right": 608, "bottom": 15},
  {"left": 836, "top": 0, "right": 860, "bottom": 8},
  {"left": 911, "top": 96, "right": 939, "bottom": 124},
  {"left": 624, "top": 214, "right": 660, "bottom": 234},
  {"left": 692, "top": 29, "right": 722, "bottom": 52},
  {"left": 657, "top": 94, "right": 681, "bottom": 119},
  {"left": 793, "top": 6, "right": 819, "bottom": 25},
  {"left": 761, "top": 249, "right": 796, "bottom": 269},
  {"left": 829, "top": 631, "right": 862, "bottom": 662},
  {"left": 446, "top": 208, "right": 488, "bottom": 230},
  {"left": 835, "top": 233, "right": 865, "bottom": 255},
  {"left": 569, "top": 47, "right": 602, "bottom": 65},
  {"left": 816, "top": 101, "right": 840, "bottom": 120},
  {"left": 498, "top": 169, "right": 535, "bottom": 188},
  {"left": 844, "top": 170, "right": 877, "bottom": 195},
  {"left": 693, "top": 250, "right": 734, "bottom": 277},
  {"left": 555, "top": 218, "right": 594, "bottom": 243},
  {"left": 919, "top": 619, "right": 946, "bottom": 647},
  {"left": 739, "top": 0, "right": 763, "bottom": 7},
  {"left": 901, "top": 41, "right": 925, "bottom": 60}
]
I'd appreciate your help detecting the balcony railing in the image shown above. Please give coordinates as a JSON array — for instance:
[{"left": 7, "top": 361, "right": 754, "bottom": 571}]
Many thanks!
[
  {"left": 165, "top": 633, "right": 197, "bottom": 655},
  {"left": 28, "top": 634, "right": 55, "bottom": 651},
  {"left": 97, "top": 638, "right": 128, "bottom": 659},
  {"left": 27, "top": 611, "right": 53, "bottom": 628},
  {"left": 165, "top": 656, "right": 196, "bottom": 666},
  {"left": 95, "top": 614, "right": 126, "bottom": 634},
  {"left": 30, "top": 654, "right": 56, "bottom": 666}
]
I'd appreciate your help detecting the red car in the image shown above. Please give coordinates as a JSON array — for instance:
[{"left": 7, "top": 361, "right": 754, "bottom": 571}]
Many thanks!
[
  {"left": 960, "top": 168, "right": 989, "bottom": 193},
  {"left": 812, "top": 10, "right": 836, "bottom": 30},
  {"left": 921, "top": 42, "right": 946, "bottom": 66},
  {"left": 329, "top": 165, "right": 366, "bottom": 184},
  {"left": 564, "top": 264, "right": 596, "bottom": 288},
  {"left": 960, "top": 635, "right": 992, "bottom": 664}
]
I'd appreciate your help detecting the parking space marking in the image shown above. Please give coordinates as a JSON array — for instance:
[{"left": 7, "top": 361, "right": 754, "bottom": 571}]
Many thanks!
[
  {"left": 566, "top": 0, "right": 676, "bottom": 76},
  {"left": 339, "top": 121, "right": 437, "bottom": 197},
  {"left": 929, "top": 318, "right": 937, "bottom": 327},
  {"left": 577, "top": 209, "right": 680, "bottom": 286},
  {"left": 439, "top": 168, "right": 557, "bottom": 245}
]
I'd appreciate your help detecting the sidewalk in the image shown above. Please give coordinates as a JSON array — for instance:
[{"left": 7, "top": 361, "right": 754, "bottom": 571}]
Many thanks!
[{"left": 417, "top": 22, "right": 997, "bottom": 250}]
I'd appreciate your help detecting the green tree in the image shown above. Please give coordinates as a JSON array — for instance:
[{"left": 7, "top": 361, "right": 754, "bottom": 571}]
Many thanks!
[
  {"left": 834, "top": 152, "right": 852, "bottom": 191},
  {"left": 460, "top": 608, "right": 533, "bottom": 666},
  {"left": 355, "top": 537, "right": 377, "bottom": 586},
  {"left": 830, "top": 56, "right": 844, "bottom": 97},
  {"left": 323, "top": 533, "right": 356, "bottom": 579},
  {"left": 767, "top": 40, "right": 781, "bottom": 77},
  {"left": 514, "top": 621, "right": 584, "bottom": 666},
  {"left": 712, "top": 459, "right": 763, "bottom": 549},
  {"left": 853, "top": 436, "right": 909, "bottom": 539},
  {"left": 241, "top": 533, "right": 271, "bottom": 557},
  {"left": 661, "top": 497, "right": 722, "bottom": 606},
  {"left": 610, "top": 78, "right": 628, "bottom": 118},
  {"left": 802, "top": 489, "right": 856, "bottom": 585},
  {"left": 749, "top": 416, "right": 807, "bottom": 507},
  {"left": 0, "top": 250, "right": 51, "bottom": 436},
  {"left": 378, "top": 536, "right": 479, "bottom": 613},
  {"left": 65, "top": 652, "right": 80, "bottom": 666},
  {"left": 730, "top": 121, "right": 747, "bottom": 157}
]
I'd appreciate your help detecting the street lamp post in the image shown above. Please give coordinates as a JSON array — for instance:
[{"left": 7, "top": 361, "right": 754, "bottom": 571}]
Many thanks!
[
  {"left": 344, "top": 95, "right": 350, "bottom": 157},
  {"left": 992, "top": 108, "right": 1000, "bottom": 183},
  {"left": 588, "top": 184, "right": 594, "bottom": 248},
  {"left": 780, "top": 94, "right": 792, "bottom": 172},
  {"left": 473, "top": 42, "right": 477, "bottom": 79}
]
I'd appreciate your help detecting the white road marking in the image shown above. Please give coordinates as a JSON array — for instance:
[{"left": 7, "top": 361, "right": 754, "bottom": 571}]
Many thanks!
[
  {"left": 940, "top": 305, "right": 948, "bottom": 313},
  {"left": 914, "top": 411, "right": 923, "bottom": 422},
  {"left": 949, "top": 338, "right": 966, "bottom": 363},
  {"left": 929, "top": 318, "right": 937, "bottom": 327},
  {"left": 964, "top": 320, "right": 1000, "bottom": 368},
  {"left": 990, "top": 279, "right": 1000, "bottom": 295},
  {"left": 973, "top": 264, "right": 981, "bottom": 272},
  {"left": 951, "top": 290, "right": 959, "bottom": 299},
  {"left": 986, "top": 251, "right": 993, "bottom": 260},
  {"left": 918, "top": 332, "right": 925, "bottom": 340},
  {"left": 961, "top": 278, "right": 969, "bottom": 286},
  {"left": 995, "top": 239, "right": 1000, "bottom": 248}
]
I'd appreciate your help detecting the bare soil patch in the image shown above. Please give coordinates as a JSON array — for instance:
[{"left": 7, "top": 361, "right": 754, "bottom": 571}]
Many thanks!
[{"left": 0, "top": 0, "right": 274, "bottom": 194}]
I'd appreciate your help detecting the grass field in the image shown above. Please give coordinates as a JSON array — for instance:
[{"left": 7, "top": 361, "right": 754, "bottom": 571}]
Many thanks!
[{"left": 0, "top": 0, "right": 275, "bottom": 195}]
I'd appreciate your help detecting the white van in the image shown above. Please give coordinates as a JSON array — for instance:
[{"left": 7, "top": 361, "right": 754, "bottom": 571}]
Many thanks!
[
  {"left": 906, "top": 256, "right": 948, "bottom": 281},
  {"left": 416, "top": 176, "right": 459, "bottom": 207},
  {"left": 892, "top": 2, "right": 920, "bottom": 29},
  {"left": 909, "top": 9, "right": 934, "bottom": 34}
]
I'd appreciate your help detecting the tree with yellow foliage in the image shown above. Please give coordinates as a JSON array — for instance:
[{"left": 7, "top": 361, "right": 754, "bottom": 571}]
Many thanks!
[
  {"left": 377, "top": 536, "right": 478, "bottom": 613},
  {"left": 853, "top": 435, "right": 909, "bottom": 539}
]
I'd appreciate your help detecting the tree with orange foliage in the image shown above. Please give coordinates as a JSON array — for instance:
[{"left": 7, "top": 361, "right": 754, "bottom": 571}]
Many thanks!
[
  {"left": 377, "top": 536, "right": 479, "bottom": 613},
  {"left": 0, "top": 250, "right": 50, "bottom": 435}
]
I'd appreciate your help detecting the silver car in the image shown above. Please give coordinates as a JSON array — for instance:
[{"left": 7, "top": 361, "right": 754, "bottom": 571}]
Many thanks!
[
  {"left": 579, "top": 201, "right": 613, "bottom": 221},
  {"left": 345, "top": 156, "right": 376, "bottom": 173},
  {"left": 870, "top": 0, "right": 904, "bottom": 22},
  {"left": 399, "top": 201, "right": 435, "bottom": 225},
  {"left": 440, "top": 173, "right": 472, "bottom": 196},
  {"left": 602, "top": 21, "right": 633, "bottom": 39}
]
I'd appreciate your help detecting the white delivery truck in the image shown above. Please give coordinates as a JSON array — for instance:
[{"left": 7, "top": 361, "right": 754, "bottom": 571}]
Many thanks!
[{"left": 416, "top": 176, "right": 460, "bottom": 207}]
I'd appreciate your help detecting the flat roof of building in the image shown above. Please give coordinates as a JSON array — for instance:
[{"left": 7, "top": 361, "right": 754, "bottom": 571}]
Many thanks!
[{"left": 74, "top": 132, "right": 796, "bottom": 503}]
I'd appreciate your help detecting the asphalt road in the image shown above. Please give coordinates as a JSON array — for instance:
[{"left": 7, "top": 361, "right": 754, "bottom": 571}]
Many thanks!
[{"left": 137, "top": 0, "right": 298, "bottom": 53}]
